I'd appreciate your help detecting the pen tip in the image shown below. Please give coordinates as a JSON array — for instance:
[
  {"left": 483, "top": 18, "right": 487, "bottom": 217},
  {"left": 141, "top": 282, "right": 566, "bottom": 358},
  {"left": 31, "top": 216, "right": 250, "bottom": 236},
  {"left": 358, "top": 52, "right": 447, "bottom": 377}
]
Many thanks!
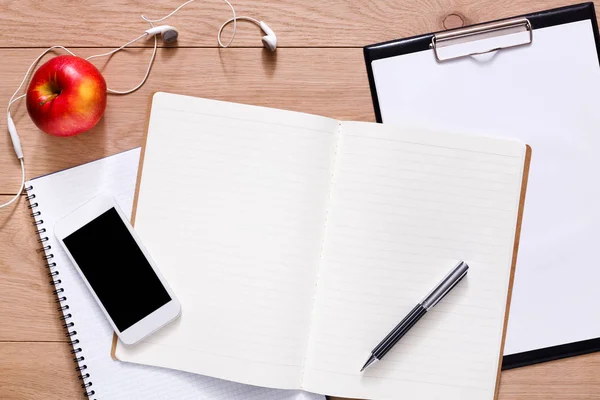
[{"left": 360, "top": 355, "right": 377, "bottom": 372}]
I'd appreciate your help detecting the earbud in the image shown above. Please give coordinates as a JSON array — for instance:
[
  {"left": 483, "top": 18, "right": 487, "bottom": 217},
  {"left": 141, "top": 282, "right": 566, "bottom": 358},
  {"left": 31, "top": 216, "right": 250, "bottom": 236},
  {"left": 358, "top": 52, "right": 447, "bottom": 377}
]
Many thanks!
[
  {"left": 145, "top": 25, "right": 179, "bottom": 44},
  {"left": 259, "top": 21, "right": 277, "bottom": 52}
]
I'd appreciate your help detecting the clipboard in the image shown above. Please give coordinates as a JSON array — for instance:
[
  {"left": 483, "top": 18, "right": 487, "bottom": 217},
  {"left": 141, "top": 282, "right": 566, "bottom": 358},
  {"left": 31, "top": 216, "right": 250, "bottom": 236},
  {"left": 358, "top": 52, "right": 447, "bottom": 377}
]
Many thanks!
[{"left": 363, "top": 2, "right": 600, "bottom": 370}]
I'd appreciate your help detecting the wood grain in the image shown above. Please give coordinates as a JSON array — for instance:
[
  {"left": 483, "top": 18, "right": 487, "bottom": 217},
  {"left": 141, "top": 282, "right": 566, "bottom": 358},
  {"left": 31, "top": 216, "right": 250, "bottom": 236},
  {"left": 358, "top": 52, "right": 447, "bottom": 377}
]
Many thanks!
[
  {"left": 500, "top": 352, "right": 600, "bottom": 399},
  {"left": 2, "top": 0, "right": 600, "bottom": 398},
  {"left": 0, "top": 342, "right": 81, "bottom": 400},
  {"left": 0, "top": 195, "right": 67, "bottom": 341},
  {"left": 0, "top": 0, "right": 594, "bottom": 47},
  {"left": 0, "top": 47, "right": 373, "bottom": 192}
]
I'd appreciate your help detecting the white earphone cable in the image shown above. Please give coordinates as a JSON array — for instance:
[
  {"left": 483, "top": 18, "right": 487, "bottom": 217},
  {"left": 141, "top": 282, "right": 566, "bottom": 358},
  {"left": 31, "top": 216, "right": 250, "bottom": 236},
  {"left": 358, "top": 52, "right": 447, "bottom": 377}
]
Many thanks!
[
  {"left": 140, "top": 0, "right": 196, "bottom": 23},
  {"left": 0, "top": 159, "right": 25, "bottom": 209},
  {"left": 99, "top": 33, "right": 158, "bottom": 95},
  {"left": 3, "top": 46, "right": 77, "bottom": 209},
  {"left": 223, "top": 15, "right": 260, "bottom": 25},
  {"left": 8, "top": 94, "right": 26, "bottom": 112},
  {"left": 4, "top": 0, "right": 254, "bottom": 210},
  {"left": 218, "top": 16, "right": 260, "bottom": 48},
  {"left": 4, "top": 26, "right": 159, "bottom": 209},
  {"left": 7, "top": 0, "right": 246, "bottom": 109},
  {"left": 141, "top": 0, "right": 238, "bottom": 48},
  {"left": 7, "top": 46, "right": 77, "bottom": 116},
  {"left": 85, "top": 33, "right": 149, "bottom": 62},
  {"left": 83, "top": 24, "right": 157, "bottom": 95}
]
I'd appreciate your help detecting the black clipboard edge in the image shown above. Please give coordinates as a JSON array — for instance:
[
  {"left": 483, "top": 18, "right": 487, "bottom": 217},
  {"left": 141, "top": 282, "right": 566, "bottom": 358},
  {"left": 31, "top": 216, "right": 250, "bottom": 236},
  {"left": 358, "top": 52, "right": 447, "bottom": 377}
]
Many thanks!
[
  {"left": 364, "top": 2, "right": 599, "bottom": 123},
  {"left": 363, "top": 1, "right": 600, "bottom": 370},
  {"left": 503, "top": 337, "right": 600, "bottom": 370}
]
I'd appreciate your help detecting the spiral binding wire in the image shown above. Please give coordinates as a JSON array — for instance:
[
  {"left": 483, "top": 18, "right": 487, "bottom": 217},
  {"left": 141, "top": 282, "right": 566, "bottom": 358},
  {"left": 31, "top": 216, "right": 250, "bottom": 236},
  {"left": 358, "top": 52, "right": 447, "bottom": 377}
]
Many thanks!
[{"left": 25, "top": 186, "right": 96, "bottom": 399}]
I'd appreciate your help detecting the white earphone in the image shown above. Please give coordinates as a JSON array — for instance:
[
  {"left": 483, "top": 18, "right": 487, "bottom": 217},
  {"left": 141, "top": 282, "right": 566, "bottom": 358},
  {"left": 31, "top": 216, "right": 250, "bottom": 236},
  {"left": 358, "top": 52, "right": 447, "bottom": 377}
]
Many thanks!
[
  {"left": 259, "top": 22, "right": 278, "bottom": 52},
  {"left": 2, "top": 0, "right": 277, "bottom": 209},
  {"left": 142, "top": 0, "right": 277, "bottom": 51}
]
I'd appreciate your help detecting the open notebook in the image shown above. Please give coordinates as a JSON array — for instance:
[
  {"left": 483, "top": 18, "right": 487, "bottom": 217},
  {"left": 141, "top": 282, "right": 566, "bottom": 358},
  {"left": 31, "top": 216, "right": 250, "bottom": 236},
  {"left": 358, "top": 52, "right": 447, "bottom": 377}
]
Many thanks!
[
  {"left": 113, "top": 93, "right": 530, "bottom": 400},
  {"left": 25, "top": 148, "right": 323, "bottom": 400}
]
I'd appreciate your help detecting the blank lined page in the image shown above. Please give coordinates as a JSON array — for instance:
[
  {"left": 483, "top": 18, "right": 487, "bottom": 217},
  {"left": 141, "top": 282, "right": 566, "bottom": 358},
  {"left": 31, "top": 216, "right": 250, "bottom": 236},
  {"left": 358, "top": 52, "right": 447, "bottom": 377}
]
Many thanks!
[
  {"left": 302, "top": 122, "right": 526, "bottom": 399},
  {"left": 116, "top": 93, "right": 339, "bottom": 390}
]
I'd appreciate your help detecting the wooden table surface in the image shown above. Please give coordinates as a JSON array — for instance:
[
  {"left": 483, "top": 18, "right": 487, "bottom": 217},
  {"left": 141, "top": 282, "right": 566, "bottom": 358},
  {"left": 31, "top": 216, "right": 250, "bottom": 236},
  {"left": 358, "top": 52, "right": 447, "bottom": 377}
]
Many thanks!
[{"left": 1, "top": 0, "right": 599, "bottom": 399}]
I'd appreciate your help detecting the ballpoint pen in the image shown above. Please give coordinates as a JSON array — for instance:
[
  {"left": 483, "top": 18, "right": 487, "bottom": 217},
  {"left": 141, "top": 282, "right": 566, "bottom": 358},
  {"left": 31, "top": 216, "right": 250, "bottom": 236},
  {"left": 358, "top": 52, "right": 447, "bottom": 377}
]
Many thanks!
[{"left": 361, "top": 260, "right": 469, "bottom": 372}]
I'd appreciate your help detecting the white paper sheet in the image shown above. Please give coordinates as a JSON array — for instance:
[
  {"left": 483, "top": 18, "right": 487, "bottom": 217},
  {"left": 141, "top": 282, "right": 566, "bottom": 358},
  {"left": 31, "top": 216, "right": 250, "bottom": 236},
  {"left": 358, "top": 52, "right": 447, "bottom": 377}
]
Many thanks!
[{"left": 371, "top": 19, "right": 600, "bottom": 356}]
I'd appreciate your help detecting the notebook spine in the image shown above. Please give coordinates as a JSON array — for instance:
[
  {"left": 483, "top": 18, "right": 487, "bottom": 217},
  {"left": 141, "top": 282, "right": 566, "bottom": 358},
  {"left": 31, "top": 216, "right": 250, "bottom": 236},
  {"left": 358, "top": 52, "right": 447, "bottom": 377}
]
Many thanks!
[{"left": 25, "top": 186, "right": 95, "bottom": 399}]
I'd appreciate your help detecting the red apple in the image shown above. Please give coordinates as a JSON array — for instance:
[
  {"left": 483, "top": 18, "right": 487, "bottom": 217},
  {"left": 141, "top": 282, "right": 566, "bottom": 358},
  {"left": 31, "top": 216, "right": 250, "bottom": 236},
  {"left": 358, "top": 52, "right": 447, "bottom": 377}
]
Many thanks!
[{"left": 26, "top": 55, "right": 107, "bottom": 137}]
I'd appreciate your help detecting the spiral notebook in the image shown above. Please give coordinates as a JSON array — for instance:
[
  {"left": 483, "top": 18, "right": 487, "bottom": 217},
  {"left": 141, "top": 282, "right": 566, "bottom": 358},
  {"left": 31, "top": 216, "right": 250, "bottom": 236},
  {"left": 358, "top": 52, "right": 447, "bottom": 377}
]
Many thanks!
[
  {"left": 25, "top": 148, "right": 323, "bottom": 400},
  {"left": 112, "top": 93, "right": 531, "bottom": 400}
]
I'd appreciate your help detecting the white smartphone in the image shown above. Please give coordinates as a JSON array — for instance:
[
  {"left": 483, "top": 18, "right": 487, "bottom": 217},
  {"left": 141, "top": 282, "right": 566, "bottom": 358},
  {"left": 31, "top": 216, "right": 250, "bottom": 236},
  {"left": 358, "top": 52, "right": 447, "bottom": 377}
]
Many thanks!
[{"left": 55, "top": 195, "right": 181, "bottom": 345}]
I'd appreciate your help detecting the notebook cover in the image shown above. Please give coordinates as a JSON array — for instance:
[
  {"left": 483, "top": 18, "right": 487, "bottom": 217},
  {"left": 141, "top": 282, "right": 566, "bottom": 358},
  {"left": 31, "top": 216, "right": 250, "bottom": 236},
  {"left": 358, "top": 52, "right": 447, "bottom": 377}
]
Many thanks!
[
  {"left": 363, "top": 2, "right": 600, "bottom": 369},
  {"left": 493, "top": 145, "right": 531, "bottom": 397}
]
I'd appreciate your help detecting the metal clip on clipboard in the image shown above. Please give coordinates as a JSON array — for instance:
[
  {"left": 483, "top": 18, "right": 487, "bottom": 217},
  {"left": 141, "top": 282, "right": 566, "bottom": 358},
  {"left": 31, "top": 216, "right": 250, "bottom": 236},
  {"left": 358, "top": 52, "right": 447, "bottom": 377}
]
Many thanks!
[{"left": 431, "top": 18, "right": 533, "bottom": 62}]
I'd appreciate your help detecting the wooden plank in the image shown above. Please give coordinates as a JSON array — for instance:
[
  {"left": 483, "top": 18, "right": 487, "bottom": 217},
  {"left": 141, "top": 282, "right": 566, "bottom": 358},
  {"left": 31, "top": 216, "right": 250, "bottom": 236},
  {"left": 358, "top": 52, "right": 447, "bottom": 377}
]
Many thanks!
[
  {"left": 1, "top": 341, "right": 600, "bottom": 399},
  {"left": 0, "top": 47, "right": 373, "bottom": 191},
  {"left": 499, "top": 353, "right": 600, "bottom": 399},
  {"left": 0, "top": 342, "right": 81, "bottom": 400},
  {"left": 0, "top": 0, "right": 593, "bottom": 47},
  {"left": 0, "top": 195, "right": 67, "bottom": 341}
]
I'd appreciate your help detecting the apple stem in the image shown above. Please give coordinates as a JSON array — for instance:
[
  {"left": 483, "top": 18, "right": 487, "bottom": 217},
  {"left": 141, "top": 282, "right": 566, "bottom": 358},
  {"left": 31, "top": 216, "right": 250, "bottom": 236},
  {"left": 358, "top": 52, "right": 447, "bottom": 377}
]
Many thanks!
[{"left": 39, "top": 94, "right": 58, "bottom": 106}]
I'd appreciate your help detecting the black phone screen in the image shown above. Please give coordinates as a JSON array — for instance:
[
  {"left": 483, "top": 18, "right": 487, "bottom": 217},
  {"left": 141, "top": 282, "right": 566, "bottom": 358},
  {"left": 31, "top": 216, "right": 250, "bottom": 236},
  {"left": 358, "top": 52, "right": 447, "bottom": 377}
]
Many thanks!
[{"left": 63, "top": 207, "right": 171, "bottom": 331}]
